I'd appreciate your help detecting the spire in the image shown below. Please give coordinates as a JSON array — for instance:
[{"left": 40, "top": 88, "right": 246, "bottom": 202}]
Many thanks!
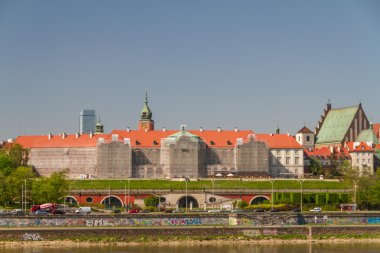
[
  {"left": 95, "top": 116, "right": 104, "bottom": 134},
  {"left": 138, "top": 90, "right": 154, "bottom": 131}
]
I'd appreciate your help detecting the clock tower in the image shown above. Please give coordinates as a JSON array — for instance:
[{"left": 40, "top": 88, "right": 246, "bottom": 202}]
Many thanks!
[{"left": 138, "top": 91, "right": 155, "bottom": 131}]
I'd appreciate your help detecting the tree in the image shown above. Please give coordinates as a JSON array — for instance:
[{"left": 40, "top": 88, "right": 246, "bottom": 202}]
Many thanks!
[
  {"left": 31, "top": 169, "right": 69, "bottom": 204},
  {"left": 5, "top": 166, "right": 36, "bottom": 205},
  {"left": 144, "top": 196, "right": 159, "bottom": 208},
  {"left": 8, "top": 144, "right": 29, "bottom": 168},
  {"left": 237, "top": 200, "right": 248, "bottom": 209},
  {"left": 310, "top": 157, "right": 322, "bottom": 176}
]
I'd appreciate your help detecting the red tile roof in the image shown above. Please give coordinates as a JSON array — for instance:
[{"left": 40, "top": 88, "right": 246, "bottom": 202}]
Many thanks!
[
  {"left": 346, "top": 142, "right": 373, "bottom": 152},
  {"left": 373, "top": 123, "right": 380, "bottom": 138},
  {"left": 16, "top": 129, "right": 256, "bottom": 149},
  {"left": 255, "top": 134, "right": 303, "bottom": 149},
  {"left": 16, "top": 134, "right": 110, "bottom": 148},
  {"left": 297, "top": 126, "right": 313, "bottom": 134},
  {"left": 305, "top": 146, "right": 351, "bottom": 158}
]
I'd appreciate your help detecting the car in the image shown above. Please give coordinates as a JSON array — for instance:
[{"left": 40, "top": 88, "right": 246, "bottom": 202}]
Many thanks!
[
  {"left": 231, "top": 209, "right": 245, "bottom": 213},
  {"left": 11, "top": 209, "right": 23, "bottom": 215},
  {"left": 269, "top": 209, "right": 280, "bottom": 212},
  {"left": 310, "top": 207, "right": 322, "bottom": 212},
  {"left": 292, "top": 208, "right": 301, "bottom": 213},
  {"left": 208, "top": 209, "right": 221, "bottom": 213},
  {"left": 35, "top": 210, "right": 49, "bottom": 215},
  {"left": 139, "top": 209, "right": 151, "bottom": 213},
  {"left": 112, "top": 209, "right": 121, "bottom": 214},
  {"left": 163, "top": 209, "right": 174, "bottom": 213},
  {"left": 253, "top": 208, "right": 265, "bottom": 212},
  {"left": 128, "top": 209, "right": 139, "bottom": 214},
  {"left": 52, "top": 209, "right": 65, "bottom": 215}
]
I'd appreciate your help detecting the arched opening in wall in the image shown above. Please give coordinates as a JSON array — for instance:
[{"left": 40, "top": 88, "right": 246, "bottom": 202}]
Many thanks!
[
  {"left": 177, "top": 196, "right": 199, "bottom": 208},
  {"left": 101, "top": 196, "right": 123, "bottom": 208},
  {"left": 250, "top": 196, "right": 270, "bottom": 205},
  {"left": 65, "top": 196, "right": 77, "bottom": 206}
]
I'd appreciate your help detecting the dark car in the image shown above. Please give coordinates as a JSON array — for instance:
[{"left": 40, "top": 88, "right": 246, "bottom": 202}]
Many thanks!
[
  {"left": 269, "top": 209, "right": 280, "bottom": 212},
  {"left": 163, "top": 209, "right": 174, "bottom": 213},
  {"left": 253, "top": 208, "right": 265, "bottom": 212},
  {"left": 292, "top": 208, "right": 301, "bottom": 213},
  {"left": 112, "top": 209, "right": 121, "bottom": 214},
  {"left": 35, "top": 210, "right": 49, "bottom": 215},
  {"left": 52, "top": 209, "right": 65, "bottom": 215}
]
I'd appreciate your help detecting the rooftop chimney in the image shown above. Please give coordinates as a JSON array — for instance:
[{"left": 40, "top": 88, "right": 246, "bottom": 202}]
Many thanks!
[
  {"left": 48, "top": 133, "right": 53, "bottom": 140},
  {"left": 61, "top": 133, "right": 66, "bottom": 139},
  {"left": 200, "top": 127, "right": 203, "bottom": 132},
  {"left": 234, "top": 127, "right": 239, "bottom": 132},
  {"left": 217, "top": 127, "right": 221, "bottom": 133},
  {"left": 126, "top": 127, "right": 130, "bottom": 132},
  {"left": 90, "top": 132, "right": 93, "bottom": 138},
  {"left": 76, "top": 133, "right": 80, "bottom": 139},
  {"left": 163, "top": 127, "right": 166, "bottom": 132}
]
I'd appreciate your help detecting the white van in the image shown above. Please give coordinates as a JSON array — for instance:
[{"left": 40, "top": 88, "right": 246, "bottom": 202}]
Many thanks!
[
  {"left": 75, "top": 207, "right": 91, "bottom": 214},
  {"left": 310, "top": 207, "right": 322, "bottom": 212}
]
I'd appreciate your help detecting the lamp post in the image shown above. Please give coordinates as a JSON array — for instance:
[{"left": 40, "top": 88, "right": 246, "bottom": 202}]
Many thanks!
[
  {"left": 128, "top": 179, "right": 131, "bottom": 212},
  {"left": 353, "top": 180, "right": 359, "bottom": 210},
  {"left": 269, "top": 180, "right": 274, "bottom": 210},
  {"left": 297, "top": 179, "right": 305, "bottom": 213},
  {"left": 185, "top": 179, "right": 188, "bottom": 212},
  {"left": 211, "top": 180, "right": 215, "bottom": 210}
]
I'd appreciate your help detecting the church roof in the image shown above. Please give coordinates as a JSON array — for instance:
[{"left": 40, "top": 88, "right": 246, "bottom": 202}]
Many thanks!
[
  {"left": 297, "top": 126, "right": 313, "bottom": 134},
  {"left": 356, "top": 129, "right": 379, "bottom": 144},
  {"left": 315, "top": 106, "right": 359, "bottom": 145}
]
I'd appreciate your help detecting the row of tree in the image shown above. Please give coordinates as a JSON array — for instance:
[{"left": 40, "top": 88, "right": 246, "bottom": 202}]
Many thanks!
[{"left": 0, "top": 144, "right": 69, "bottom": 208}]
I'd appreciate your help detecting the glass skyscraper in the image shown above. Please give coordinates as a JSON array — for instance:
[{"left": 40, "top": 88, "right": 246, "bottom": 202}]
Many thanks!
[{"left": 79, "top": 109, "right": 96, "bottom": 134}]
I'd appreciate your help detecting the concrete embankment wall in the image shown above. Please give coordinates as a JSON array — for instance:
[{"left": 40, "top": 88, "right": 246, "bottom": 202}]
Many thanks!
[
  {"left": 1, "top": 213, "right": 380, "bottom": 228},
  {"left": 2, "top": 226, "right": 380, "bottom": 241}
]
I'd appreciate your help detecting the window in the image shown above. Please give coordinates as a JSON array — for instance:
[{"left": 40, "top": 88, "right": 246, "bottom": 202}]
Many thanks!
[
  {"left": 210, "top": 141, "right": 215, "bottom": 145},
  {"left": 306, "top": 136, "right": 310, "bottom": 142},
  {"left": 277, "top": 157, "right": 282, "bottom": 163},
  {"left": 295, "top": 157, "right": 299, "bottom": 165},
  {"left": 286, "top": 150, "right": 290, "bottom": 155},
  {"left": 277, "top": 150, "right": 281, "bottom": 155},
  {"left": 286, "top": 157, "right": 290, "bottom": 165}
]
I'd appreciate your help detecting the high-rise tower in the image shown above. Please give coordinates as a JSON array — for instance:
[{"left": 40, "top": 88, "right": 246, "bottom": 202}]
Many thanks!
[
  {"left": 138, "top": 91, "right": 154, "bottom": 131},
  {"left": 79, "top": 109, "right": 96, "bottom": 134}
]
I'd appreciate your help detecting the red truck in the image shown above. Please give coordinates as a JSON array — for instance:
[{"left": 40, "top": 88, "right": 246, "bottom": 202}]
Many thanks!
[{"left": 30, "top": 203, "right": 59, "bottom": 213}]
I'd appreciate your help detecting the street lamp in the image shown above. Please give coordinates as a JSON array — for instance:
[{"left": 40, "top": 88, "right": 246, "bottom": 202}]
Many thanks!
[
  {"left": 185, "top": 179, "right": 188, "bottom": 212},
  {"left": 269, "top": 180, "right": 274, "bottom": 210},
  {"left": 211, "top": 180, "right": 215, "bottom": 210},
  {"left": 353, "top": 180, "right": 359, "bottom": 210},
  {"left": 297, "top": 179, "right": 305, "bottom": 213},
  {"left": 127, "top": 179, "right": 131, "bottom": 212}
]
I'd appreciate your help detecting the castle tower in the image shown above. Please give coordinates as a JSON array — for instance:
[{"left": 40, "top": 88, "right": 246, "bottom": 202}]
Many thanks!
[
  {"left": 95, "top": 117, "right": 104, "bottom": 134},
  {"left": 138, "top": 91, "right": 155, "bottom": 131}
]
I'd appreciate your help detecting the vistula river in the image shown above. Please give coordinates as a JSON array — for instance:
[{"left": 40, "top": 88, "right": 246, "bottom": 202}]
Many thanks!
[{"left": 1, "top": 243, "right": 380, "bottom": 253}]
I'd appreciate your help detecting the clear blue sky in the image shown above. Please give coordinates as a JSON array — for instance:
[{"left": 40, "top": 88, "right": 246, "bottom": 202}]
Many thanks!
[{"left": 1, "top": 0, "right": 379, "bottom": 140}]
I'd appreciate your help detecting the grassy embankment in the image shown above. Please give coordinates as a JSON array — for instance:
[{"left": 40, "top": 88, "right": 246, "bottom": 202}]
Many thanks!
[{"left": 69, "top": 179, "right": 351, "bottom": 191}]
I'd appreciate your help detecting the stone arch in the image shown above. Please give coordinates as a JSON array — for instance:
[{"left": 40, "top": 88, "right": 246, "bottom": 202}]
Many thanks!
[
  {"left": 65, "top": 196, "right": 78, "bottom": 206},
  {"left": 101, "top": 195, "right": 124, "bottom": 208},
  {"left": 249, "top": 195, "right": 270, "bottom": 205},
  {"left": 177, "top": 195, "right": 199, "bottom": 208}
]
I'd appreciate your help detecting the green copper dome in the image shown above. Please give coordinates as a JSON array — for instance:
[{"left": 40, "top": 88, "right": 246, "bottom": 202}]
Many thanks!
[
  {"left": 168, "top": 130, "right": 200, "bottom": 142},
  {"left": 140, "top": 91, "right": 152, "bottom": 120}
]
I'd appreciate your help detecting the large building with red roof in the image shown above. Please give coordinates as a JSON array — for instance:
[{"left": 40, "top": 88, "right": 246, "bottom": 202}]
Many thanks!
[{"left": 16, "top": 95, "right": 270, "bottom": 179}]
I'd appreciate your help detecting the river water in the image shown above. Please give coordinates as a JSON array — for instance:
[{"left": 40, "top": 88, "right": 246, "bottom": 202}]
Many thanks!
[{"left": 1, "top": 243, "right": 380, "bottom": 253}]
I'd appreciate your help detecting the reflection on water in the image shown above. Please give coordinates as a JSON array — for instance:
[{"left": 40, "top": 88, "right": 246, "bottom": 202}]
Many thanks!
[{"left": 1, "top": 243, "right": 380, "bottom": 253}]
